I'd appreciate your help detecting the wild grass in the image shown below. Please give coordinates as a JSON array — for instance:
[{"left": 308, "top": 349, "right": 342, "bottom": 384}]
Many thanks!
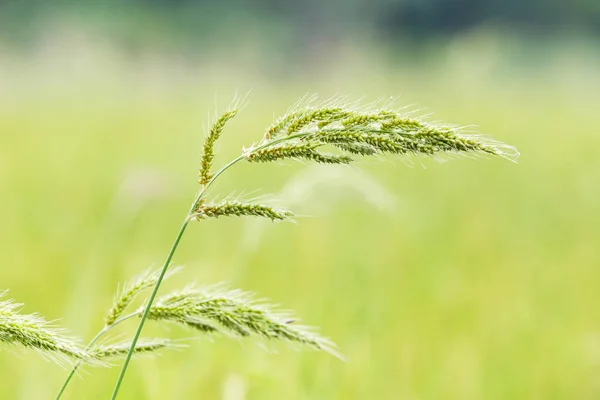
[
  {"left": 100, "top": 96, "right": 515, "bottom": 398},
  {"left": 0, "top": 90, "right": 515, "bottom": 399}
]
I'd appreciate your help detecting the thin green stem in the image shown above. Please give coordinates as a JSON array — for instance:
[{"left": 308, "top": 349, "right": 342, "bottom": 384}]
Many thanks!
[
  {"left": 109, "top": 135, "right": 304, "bottom": 399},
  {"left": 109, "top": 216, "right": 191, "bottom": 400},
  {"left": 55, "top": 313, "right": 139, "bottom": 400}
]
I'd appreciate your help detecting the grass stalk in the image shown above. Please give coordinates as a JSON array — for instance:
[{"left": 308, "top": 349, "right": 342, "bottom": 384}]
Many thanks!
[
  {"left": 109, "top": 151, "right": 267, "bottom": 398},
  {"left": 109, "top": 215, "right": 192, "bottom": 399}
]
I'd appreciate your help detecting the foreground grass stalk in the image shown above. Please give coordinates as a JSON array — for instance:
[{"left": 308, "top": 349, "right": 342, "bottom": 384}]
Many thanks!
[
  {"left": 109, "top": 154, "right": 249, "bottom": 399},
  {"left": 109, "top": 134, "right": 318, "bottom": 398},
  {"left": 109, "top": 214, "right": 192, "bottom": 399}
]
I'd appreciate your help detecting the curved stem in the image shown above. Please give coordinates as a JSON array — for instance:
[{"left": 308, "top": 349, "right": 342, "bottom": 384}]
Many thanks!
[
  {"left": 108, "top": 157, "right": 248, "bottom": 399},
  {"left": 55, "top": 313, "right": 140, "bottom": 400},
  {"left": 109, "top": 216, "right": 191, "bottom": 400},
  {"left": 109, "top": 135, "right": 305, "bottom": 399}
]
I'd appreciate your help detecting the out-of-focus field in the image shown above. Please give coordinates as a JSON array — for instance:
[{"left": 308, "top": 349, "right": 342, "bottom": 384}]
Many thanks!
[{"left": 1, "top": 36, "right": 599, "bottom": 399}]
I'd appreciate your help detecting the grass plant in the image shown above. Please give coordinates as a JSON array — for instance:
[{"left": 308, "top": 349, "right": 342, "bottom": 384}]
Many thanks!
[{"left": 0, "top": 96, "right": 516, "bottom": 399}]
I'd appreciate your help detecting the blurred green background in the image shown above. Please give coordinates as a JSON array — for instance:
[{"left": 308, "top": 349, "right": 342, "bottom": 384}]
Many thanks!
[{"left": 1, "top": 1, "right": 599, "bottom": 399}]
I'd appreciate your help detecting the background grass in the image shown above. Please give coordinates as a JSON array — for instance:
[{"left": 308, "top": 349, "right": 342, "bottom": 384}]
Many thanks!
[{"left": 1, "top": 35, "right": 599, "bottom": 399}]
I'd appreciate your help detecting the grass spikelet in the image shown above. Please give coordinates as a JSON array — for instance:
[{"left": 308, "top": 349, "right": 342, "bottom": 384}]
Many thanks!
[
  {"left": 265, "top": 97, "right": 396, "bottom": 140},
  {"left": 193, "top": 200, "right": 293, "bottom": 221},
  {"left": 314, "top": 130, "right": 427, "bottom": 154},
  {"left": 333, "top": 142, "right": 378, "bottom": 156},
  {"left": 141, "top": 286, "right": 341, "bottom": 358},
  {"left": 285, "top": 108, "right": 350, "bottom": 134},
  {"left": 199, "top": 109, "right": 239, "bottom": 185},
  {"left": 106, "top": 266, "right": 183, "bottom": 327},
  {"left": 304, "top": 151, "right": 354, "bottom": 164},
  {"left": 245, "top": 143, "right": 353, "bottom": 164},
  {"left": 264, "top": 94, "right": 319, "bottom": 139},
  {"left": 90, "top": 338, "right": 180, "bottom": 359},
  {"left": 340, "top": 110, "right": 397, "bottom": 127},
  {"left": 0, "top": 294, "right": 94, "bottom": 365},
  {"left": 178, "top": 318, "right": 220, "bottom": 333}
]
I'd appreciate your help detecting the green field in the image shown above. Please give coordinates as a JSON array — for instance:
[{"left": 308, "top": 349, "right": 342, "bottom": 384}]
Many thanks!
[{"left": 1, "top": 40, "right": 599, "bottom": 399}]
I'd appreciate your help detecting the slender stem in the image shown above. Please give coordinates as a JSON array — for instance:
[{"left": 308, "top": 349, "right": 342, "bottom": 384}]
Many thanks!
[
  {"left": 109, "top": 216, "right": 191, "bottom": 400},
  {"left": 108, "top": 156, "right": 250, "bottom": 399},
  {"left": 109, "top": 135, "right": 303, "bottom": 399},
  {"left": 55, "top": 313, "right": 140, "bottom": 400}
]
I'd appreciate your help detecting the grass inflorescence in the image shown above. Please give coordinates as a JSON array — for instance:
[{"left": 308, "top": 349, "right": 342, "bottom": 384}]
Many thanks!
[
  {"left": 0, "top": 293, "right": 94, "bottom": 366},
  {"left": 193, "top": 200, "right": 294, "bottom": 221},
  {"left": 105, "top": 266, "right": 182, "bottom": 326},
  {"left": 254, "top": 97, "right": 518, "bottom": 164},
  {"left": 198, "top": 109, "right": 239, "bottom": 185},
  {"left": 245, "top": 142, "right": 354, "bottom": 164},
  {"left": 144, "top": 285, "right": 341, "bottom": 358}
]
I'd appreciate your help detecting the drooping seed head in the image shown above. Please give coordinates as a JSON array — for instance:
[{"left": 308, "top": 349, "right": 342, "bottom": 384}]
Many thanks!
[
  {"left": 193, "top": 200, "right": 294, "bottom": 222},
  {"left": 258, "top": 97, "right": 518, "bottom": 163},
  {"left": 244, "top": 143, "right": 353, "bottom": 165},
  {"left": 140, "top": 285, "right": 342, "bottom": 359},
  {"left": 0, "top": 294, "right": 97, "bottom": 366}
]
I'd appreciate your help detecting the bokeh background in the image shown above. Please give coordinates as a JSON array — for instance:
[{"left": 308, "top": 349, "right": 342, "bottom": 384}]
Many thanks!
[{"left": 1, "top": 1, "right": 599, "bottom": 399}]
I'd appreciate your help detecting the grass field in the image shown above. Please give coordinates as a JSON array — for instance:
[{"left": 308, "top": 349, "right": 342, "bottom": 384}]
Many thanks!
[{"left": 1, "top": 38, "right": 599, "bottom": 399}]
